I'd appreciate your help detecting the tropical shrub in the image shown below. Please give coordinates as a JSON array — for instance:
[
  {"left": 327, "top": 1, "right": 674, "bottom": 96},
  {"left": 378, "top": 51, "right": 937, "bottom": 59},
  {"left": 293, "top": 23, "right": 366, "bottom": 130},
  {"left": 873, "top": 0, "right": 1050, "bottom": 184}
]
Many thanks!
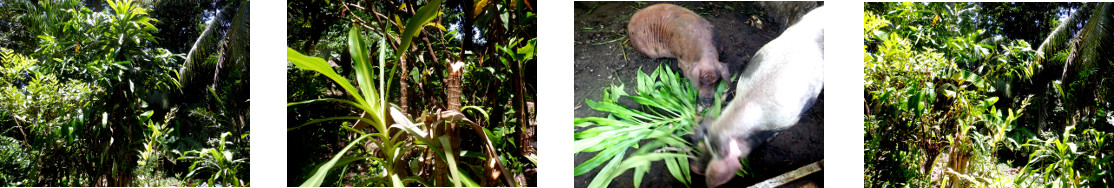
[
  {"left": 865, "top": 2, "right": 1114, "bottom": 187},
  {"left": 0, "top": 0, "right": 249, "bottom": 186},
  {"left": 177, "top": 132, "right": 249, "bottom": 186},
  {"left": 286, "top": 0, "right": 538, "bottom": 186},
  {"left": 0, "top": 136, "right": 36, "bottom": 186}
]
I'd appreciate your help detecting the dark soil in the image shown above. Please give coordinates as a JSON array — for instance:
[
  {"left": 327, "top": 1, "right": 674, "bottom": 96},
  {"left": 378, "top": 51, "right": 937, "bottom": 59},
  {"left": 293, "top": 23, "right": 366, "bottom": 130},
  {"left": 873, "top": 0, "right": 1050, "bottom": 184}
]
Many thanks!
[{"left": 573, "top": 1, "right": 824, "bottom": 187}]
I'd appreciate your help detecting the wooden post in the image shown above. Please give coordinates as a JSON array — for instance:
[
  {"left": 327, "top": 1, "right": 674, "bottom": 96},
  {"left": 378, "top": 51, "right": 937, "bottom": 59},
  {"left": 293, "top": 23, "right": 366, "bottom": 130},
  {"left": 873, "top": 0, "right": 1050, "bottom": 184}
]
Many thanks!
[{"left": 747, "top": 160, "right": 823, "bottom": 188}]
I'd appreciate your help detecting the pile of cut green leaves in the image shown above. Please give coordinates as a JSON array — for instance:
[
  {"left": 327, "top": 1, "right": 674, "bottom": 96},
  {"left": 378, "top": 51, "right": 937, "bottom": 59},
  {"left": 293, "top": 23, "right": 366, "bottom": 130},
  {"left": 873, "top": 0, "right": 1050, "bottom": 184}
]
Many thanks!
[{"left": 574, "top": 64, "right": 733, "bottom": 187}]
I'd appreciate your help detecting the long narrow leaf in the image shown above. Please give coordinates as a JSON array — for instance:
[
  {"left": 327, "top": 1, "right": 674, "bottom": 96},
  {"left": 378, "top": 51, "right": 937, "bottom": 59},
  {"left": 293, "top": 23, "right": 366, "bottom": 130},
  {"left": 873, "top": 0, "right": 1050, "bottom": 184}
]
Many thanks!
[
  {"left": 396, "top": 0, "right": 443, "bottom": 57},
  {"left": 301, "top": 134, "right": 374, "bottom": 187},
  {"left": 574, "top": 64, "right": 724, "bottom": 187},
  {"left": 440, "top": 136, "right": 463, "bottom": 187},
  {"left": 288, "top": 47, "right": 368, "bottom": 108}
]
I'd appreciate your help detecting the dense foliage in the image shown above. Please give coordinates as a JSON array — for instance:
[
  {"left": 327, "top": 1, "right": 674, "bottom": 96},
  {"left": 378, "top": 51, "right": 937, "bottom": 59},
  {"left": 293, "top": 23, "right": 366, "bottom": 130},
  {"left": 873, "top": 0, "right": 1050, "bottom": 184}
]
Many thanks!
[
  {"left": 287, "top": 0, "right": 537, "bottom": 186},
  {"left": 865, "top": 2, "right": 1113, "bottom": 187},
  {"left": 0, "top": 0, "right": 249, "bottom": 186}
]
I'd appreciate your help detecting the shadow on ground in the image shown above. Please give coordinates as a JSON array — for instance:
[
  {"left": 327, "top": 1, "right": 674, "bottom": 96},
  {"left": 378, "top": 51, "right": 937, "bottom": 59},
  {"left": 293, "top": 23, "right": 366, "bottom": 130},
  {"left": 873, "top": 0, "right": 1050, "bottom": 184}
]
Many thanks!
[{"left": 572, "top": 1, "right": 824, "bottom": 187}]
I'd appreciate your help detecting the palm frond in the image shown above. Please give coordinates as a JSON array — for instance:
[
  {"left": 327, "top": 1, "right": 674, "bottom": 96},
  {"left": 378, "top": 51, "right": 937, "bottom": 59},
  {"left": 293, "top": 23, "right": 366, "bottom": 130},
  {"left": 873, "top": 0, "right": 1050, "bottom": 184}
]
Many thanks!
[
  {"left": 1036, "top": 3, "right": 1094, "bottom": 64},
  {"left": 1069, "top": 2, "right": 1112, "bottom": 78},
  {"left": 178, "top": 0, "right": 249, "bottom": 93},
  {"left": 216, "top": 0, "right": 250, "bottom": 89}
]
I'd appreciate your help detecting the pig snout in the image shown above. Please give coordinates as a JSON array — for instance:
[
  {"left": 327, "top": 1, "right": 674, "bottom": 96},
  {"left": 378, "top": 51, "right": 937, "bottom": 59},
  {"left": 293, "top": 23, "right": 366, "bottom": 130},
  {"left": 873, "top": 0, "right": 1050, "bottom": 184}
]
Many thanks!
[
  {"left": 693, "top": 61, "right": 731, "bottom": 106},
  {"left": 691, "top": 120, "right": 752, "bottom": 187},
  {"left": 704, "top": 138, "right": 746, "bottom": 188},
  {"left": 705, "top": 158, "right": 741, "bottom": 187},
  {"left": 700, "top": 97, "right": 714, "bottom": 106}
]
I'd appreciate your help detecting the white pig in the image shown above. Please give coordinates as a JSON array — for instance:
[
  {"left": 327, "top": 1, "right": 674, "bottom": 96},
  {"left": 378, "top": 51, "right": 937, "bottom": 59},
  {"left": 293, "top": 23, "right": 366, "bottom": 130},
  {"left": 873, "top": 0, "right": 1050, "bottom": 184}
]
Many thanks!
[{"left": 691, "top": 6, "right": 825, "bottom": 188}]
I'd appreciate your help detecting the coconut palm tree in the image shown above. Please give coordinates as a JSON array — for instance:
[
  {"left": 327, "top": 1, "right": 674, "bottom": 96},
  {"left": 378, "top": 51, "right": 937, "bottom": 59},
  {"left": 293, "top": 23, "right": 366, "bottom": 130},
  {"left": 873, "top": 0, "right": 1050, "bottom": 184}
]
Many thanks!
[
  {"left": 1035, "top": 2, "right": 1113, "bottom": 117},
  {"left": 176, "top": 0, "right": 249, "bottom": 127}
]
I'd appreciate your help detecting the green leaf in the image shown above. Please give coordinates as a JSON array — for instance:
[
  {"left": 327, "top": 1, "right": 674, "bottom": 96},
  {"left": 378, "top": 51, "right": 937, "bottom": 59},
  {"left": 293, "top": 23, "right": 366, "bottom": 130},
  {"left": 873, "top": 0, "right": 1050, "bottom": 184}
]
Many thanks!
[
  {"left": 287, "top": 47, "right": 367, "bottom": 108},
  {"left": 585, "top": 151, "right": 626, "bottom": 188},
  {"left": 607, "top": 153, "right": 691, "bottom": 181},
  {"left": 574, "top": 64, "right": 716, "bottom": 186},
  {"left": 300, "top": 134, "right": 374, "bottom": 187},
  {"left": 396, "top": 0, "right": 443, "bottom": 57},
  {"left": 440, "top": 136, "right": 463, "bottom": 187},
  {"left": 517, "top": 38, "right": 537, "bottom": 62},
  {"left": 633, "top": 165, "right": 646, "bottom": 188}
]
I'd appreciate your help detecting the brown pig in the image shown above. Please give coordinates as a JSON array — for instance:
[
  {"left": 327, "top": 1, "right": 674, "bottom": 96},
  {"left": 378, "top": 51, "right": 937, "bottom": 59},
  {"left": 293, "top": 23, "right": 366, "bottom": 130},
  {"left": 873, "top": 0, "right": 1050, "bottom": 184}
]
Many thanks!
[
  {"left": 690, "top": 6, "right": 825, "bottom": 187},
  {"left": 628, "top": 3, "right": 730, "bottom": 106}
]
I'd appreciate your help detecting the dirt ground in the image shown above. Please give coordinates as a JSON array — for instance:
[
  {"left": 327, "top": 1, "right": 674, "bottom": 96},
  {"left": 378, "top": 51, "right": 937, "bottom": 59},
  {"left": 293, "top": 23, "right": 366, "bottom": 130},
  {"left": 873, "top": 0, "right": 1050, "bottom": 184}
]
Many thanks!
[{"left": 572, "top": 2, "right": 824, "bottom": 187}]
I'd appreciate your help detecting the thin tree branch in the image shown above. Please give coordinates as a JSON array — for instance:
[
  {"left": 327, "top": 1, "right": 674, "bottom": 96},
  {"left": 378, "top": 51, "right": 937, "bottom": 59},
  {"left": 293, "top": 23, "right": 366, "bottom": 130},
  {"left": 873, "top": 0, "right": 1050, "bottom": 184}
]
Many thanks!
[{"left": 342, "top": 1, "right": 407, "bottom": 51}]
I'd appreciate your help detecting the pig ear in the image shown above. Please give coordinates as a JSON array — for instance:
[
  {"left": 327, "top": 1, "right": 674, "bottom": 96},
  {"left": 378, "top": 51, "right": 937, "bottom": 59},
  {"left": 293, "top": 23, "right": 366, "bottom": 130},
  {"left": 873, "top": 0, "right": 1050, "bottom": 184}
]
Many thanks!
[
  {"left": 691, "top": 153, "right": 708, "bottom": 175},
  {"left": 718, "top": 62, "right": 731, "bottom": 82},
  {"left": 691, "top": 164, "right": 705, "bottom": 175}
]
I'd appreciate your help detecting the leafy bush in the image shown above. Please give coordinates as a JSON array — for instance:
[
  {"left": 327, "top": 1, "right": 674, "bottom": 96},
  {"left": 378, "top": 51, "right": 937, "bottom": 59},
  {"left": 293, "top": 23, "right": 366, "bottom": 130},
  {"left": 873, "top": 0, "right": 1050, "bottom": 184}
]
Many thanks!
[
  {"left": 0, "top": 0, "right": 249, "bottom": 186},
  {"left": 133, "top": 111, "right": 176, "bottom": 186},
  {"left": 178, "top": 132, "right": 248, "bottom": 187},
  {"left": 0, "top": 136, "right": 37, "bottom": 186},
  {"left": 865, "top": 2, "right": 1114, "bottom": 187}
]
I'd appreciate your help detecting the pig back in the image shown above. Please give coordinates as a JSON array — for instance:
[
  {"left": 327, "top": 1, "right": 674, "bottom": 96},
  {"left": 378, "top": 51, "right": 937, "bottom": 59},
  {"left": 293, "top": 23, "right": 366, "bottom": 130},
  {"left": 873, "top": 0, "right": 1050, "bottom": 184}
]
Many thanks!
[
  {"left": 627, "top": 4, "right": 718, "bottom": 62},
  {"left": 712, "top": 6, "right": 825, "bottom": 135}
]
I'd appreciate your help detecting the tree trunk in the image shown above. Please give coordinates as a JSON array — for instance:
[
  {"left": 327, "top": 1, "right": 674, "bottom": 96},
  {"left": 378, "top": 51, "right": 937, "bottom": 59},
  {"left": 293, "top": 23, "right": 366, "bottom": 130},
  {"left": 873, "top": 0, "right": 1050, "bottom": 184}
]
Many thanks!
[
  {"left": 462, "top": 0, "right": 476, "bottom": 62},
  {"left": 513, "top": 59, "right": 532, "bottom": 156},
  {"left": 400, "top": 54, "right": 409, "bottom": 116}
]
